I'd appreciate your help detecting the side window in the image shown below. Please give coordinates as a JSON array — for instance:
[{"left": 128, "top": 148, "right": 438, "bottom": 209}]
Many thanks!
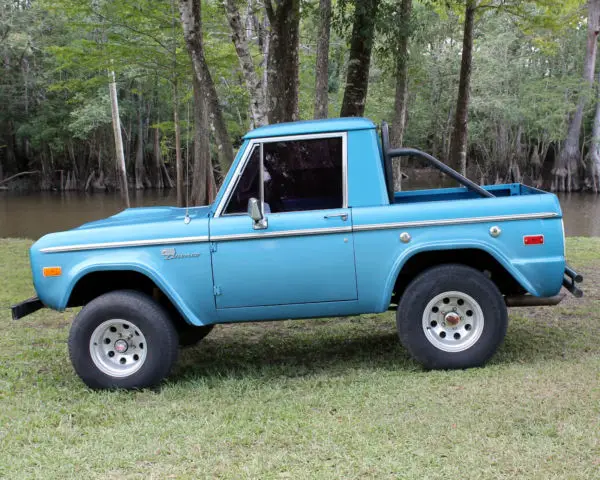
[
  {"left": 263, "top": 137, "right": 343, "bottom": 213},
  {"left": 224, "top": 147, "right": 260, "bottom": 214}
]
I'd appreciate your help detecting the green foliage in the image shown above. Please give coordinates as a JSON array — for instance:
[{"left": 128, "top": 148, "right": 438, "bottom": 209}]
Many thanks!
[
  {"left": 68, "top": 92, "right": 113, "bottom": 139},
  {"left": 0, "top": 0, "right": 598, "bottom": 187}
]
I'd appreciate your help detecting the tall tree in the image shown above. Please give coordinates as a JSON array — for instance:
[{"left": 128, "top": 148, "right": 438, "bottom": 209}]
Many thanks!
[
  {"left": 191, "top": 73, "right": 212, "bottom": 205},
  {"left": 134, "top": 92, "right": 147, "bottom": 190},
  {"left": 553, "top": 0, "right": 600, "bottom": 191},
  {"left": 265, "top": 0, "right": 301, "bottom": 123},
  {"left": 449, "top": 0, "right": 475, "bottom": 176},
  {"left": 340, "top": 0, "right": 380, "bottom": 117},
  {"left": 179, "top": 0, "right": 235, "bottom": 168},
  {"left": 171, "top": 0, "right": 185, "bottom": 206},
  {"left": 223, "top": 0, "right": 269, "bottom": 127},
  {"left": 314, "top": 0, "right": 332, "bottom": 119},
  {"left": 390, "top": 0, "right": 413, "bottom": 147},
  {"left": 173, "top": 79, "right": 184, "bottom": 206},
  {"left": 589, "top": 67, "right": 600, "bottom": 192}
]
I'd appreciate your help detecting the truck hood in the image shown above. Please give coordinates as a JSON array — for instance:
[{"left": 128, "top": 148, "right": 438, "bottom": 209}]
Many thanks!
[
  {"left": 76, "top": 205, "right": 212, "bottom": 230},
  {"left": 32, "top": 205, "right": 212, "bottom": 254}
]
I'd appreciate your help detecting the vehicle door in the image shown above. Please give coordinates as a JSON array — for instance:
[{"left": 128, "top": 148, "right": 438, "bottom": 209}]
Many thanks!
[{"left": 209, "top": 133, "right": 357, "bottom": 309}]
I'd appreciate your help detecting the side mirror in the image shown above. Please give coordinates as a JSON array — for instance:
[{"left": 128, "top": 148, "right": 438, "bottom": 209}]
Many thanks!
[{"left": 247, "top": 197, "right": 268, "bottom": 230}]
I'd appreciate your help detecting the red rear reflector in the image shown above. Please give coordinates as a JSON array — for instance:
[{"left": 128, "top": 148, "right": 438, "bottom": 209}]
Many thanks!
[{"left": 524, "top": 235, "right": 544, "bottom": 245}]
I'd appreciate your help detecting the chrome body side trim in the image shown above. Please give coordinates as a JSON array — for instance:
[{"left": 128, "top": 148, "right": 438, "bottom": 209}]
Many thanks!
[
  {"left": 211, "top": 226, "right": 352, "bottom": 242},
  {"left": 353, "top": 212, "right": 559, "bottom": 232},
  {"left": 40, "top": 212, "right": 558, "bottom": 253},
  {"left": 214, "top": 132, "right": 349, "bottom": 218},
  {"left": 40, "top": 236, "right": 209, "bottom": 253}
]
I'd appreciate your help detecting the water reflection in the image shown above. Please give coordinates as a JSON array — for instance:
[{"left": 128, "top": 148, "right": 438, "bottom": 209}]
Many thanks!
[
  {"left": 556, "top": 193, "right": 600, "bottom": 237},
  {"left": 0, "top": 190, "right": 178, "bottom": 239},
  {"left": 0, "top": 189, "right": 598, "bottom": 239}
]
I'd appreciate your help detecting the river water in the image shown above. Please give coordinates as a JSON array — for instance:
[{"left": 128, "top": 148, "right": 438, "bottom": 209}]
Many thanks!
[{"left": 0, "top": 189, "right": 599, "bottom": 239}]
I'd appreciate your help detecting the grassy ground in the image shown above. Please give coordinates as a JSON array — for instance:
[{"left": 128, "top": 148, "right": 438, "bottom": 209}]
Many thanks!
[{"left": 0, "top": 238, "right": 599, "bottom": 479}]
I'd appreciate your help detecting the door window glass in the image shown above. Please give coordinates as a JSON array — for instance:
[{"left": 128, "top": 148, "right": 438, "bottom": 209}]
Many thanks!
[
  {"left": 223, "top": 136, "right": 344, "bottom": 215},
  {"left": 263, "top": 136, "right": 343, "bottom": 213},
  {"left": 224, "top": 146, "right": 260, "bottom": 215}
]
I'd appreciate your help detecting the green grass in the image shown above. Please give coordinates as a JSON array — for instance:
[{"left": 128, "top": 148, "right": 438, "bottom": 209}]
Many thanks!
[{"left": 1, "top": 238, "right": 600, "bottom": 479}]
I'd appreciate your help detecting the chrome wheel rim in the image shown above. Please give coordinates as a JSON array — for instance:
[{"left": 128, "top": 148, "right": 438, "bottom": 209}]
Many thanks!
[
  {"left": 422, "top": 291, "right": 484, "bottom": 353},
  {"left": 89, "top": 319, "right": 148, "bottom": 377}
]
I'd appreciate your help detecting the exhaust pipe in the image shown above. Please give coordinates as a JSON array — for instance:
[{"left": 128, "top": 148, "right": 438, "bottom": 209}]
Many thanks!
[
  {"left": 562, "top": 276, "right": 583, "bottom": 298},
  {"left": 565, "top": 264, "right": 583, "bottom": 284}
]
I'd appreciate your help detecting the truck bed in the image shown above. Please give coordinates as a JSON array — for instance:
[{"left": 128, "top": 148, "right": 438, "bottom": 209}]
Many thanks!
[{"left": 393, "top": 183, "right": 546, "bottom": 204}]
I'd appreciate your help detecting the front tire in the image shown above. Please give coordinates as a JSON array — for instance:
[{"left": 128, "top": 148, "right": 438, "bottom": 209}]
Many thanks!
[
  {"left": 68, "top": 290, "right": 178, "bottom": 389},
  {"left": 397, "top": 264, "right": 508, "bottom": 369}
]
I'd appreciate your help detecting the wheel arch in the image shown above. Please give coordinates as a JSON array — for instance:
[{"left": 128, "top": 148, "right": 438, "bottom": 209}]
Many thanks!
[
  {"left": 63, "top": 265, "right": 198, "bottom": 327},
  {"left": 383, "top": 242, "right": 534, "bottom": 308}
]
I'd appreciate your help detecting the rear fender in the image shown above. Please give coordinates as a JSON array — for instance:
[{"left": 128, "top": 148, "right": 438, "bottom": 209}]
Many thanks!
[{"left": 380, "top": 239, "right": 552, "bottom": 311}]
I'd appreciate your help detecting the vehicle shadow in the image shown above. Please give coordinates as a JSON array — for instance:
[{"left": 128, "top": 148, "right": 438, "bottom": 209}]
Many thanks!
[
  {"left": 172, "top": 323, "right": 412, "bottom": 383},
  {"left": 170, "top": 311, "right": 599, "bottom": 384}
]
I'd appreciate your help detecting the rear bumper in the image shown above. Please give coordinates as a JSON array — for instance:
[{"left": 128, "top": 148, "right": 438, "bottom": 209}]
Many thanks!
[
  {"left": 11, "top": 297, "right": 45, "bottom": 320},
  {"left": 506, "top": 264, "right": 583, "bottom": 307}
]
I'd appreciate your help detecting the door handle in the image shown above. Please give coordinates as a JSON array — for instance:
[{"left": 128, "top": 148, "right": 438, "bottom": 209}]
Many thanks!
[{"left": 324, "top": 213, "right": 348, "bottom": 221}]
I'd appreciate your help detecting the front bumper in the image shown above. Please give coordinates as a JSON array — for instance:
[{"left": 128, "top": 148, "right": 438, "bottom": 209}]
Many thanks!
[{"left": 11, "top": 297, "right": 45, "bottom": 320}]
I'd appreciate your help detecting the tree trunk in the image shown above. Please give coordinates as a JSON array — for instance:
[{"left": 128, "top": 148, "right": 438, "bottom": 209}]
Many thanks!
[
  {"left": 340, "top": 0, "right": 380, "bottom": 117},
  {"left": 265, "top": 0, "right": 300, "bottom": 124},
  {"left": 589, "top": 70, "right": 600, "bottom": 192},
  {"left": 260, "top": 13, "right": 270, "bottom": 105},
  {"left": 223, "top": 0, "right": 269, "bottom": 127},
  {"left": 135, "top": 94, "right": 145, "bottom": 190},
  {"left": 553, "top": 0, "right": 600, "bottom": 192},
  {"left": 154, "top": 127, "right": 164, "bottom": 189},
  {"left": 449, "top": 0, "right": 475, "bottom": 177},
  {"left": 207, "top": 158, "right": 217, "bottom": 202},
  {"left": 180, "top": 0, "right": 235, "bottom": 169},
  {"left": 390, "top": 0, "right": 412, "bottom": 147},
  {"left": 162, "top": 162, "right": 174, "bottom": 189},
  {"left": 173, "top": 80, "right": 184, "bottom": 207},
  {"left": 108, "top": 69, "right": 130, "bottom": 208},
  {"left": 314, "top": 0, "right": 331, "bottom": 119},
  {"left": 191, "top": 74, "right": 212, "bottom": 205}
]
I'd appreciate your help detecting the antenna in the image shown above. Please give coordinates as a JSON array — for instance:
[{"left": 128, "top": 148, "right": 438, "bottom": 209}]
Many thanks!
[{"left": 184, "top": 99, "right": 191, "bottom": 224}]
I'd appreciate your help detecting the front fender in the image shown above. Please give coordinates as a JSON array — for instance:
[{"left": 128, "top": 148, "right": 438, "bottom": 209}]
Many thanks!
[
  {"left": 32, "top": 245, "right": 216, "bottom": 326},
  {"left": 64, "top": 262, "right": 204, "bottom": 325}
]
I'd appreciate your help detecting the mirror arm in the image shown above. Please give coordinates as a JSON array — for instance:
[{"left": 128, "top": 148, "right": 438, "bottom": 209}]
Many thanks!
[{"left": 253, "top": 217, "right": 268, "bottom": 230}]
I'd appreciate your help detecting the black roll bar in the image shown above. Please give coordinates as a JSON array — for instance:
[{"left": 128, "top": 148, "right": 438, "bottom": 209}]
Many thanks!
[
  {"left": 388, "top": 147, "right": 495, "bottom": 199},
  {"left": 380, "top": 121, "right": 494, "bottom": 202}
]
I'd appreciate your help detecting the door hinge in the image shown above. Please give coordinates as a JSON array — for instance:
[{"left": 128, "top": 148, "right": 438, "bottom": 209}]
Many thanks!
[
  {"left": 213, "top": 285, "right": 222, "bottom": 296},
  {"left": 210, "top": 242, "right": 218, "bottom": 253}
]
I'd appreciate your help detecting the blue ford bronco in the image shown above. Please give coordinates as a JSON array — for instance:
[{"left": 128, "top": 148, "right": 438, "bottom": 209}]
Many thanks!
[{"left": 13, "top": 118, "right": 583, "bottom": 389}]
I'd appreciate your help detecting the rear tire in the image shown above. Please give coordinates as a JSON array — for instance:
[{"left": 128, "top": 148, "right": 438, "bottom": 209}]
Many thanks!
[
  {"left": 68, "top": 290, "right": 178, "bottom": 389},
  {"left": 397, "top": 264, "right": 507, "bottom": 369}
]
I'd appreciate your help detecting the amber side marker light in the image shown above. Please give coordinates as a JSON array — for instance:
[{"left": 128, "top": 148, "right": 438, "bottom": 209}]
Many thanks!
[
  {"left": 524, "top": 235, "right": 544, "bottom": 245},
  {"left": 43, "top": 266, "right": 62, "bottom": 277}
]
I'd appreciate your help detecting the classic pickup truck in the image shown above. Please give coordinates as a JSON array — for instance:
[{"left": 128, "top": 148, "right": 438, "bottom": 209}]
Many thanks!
[{"left": 13, "top": 117, "right": 583, "bottom": 389}]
